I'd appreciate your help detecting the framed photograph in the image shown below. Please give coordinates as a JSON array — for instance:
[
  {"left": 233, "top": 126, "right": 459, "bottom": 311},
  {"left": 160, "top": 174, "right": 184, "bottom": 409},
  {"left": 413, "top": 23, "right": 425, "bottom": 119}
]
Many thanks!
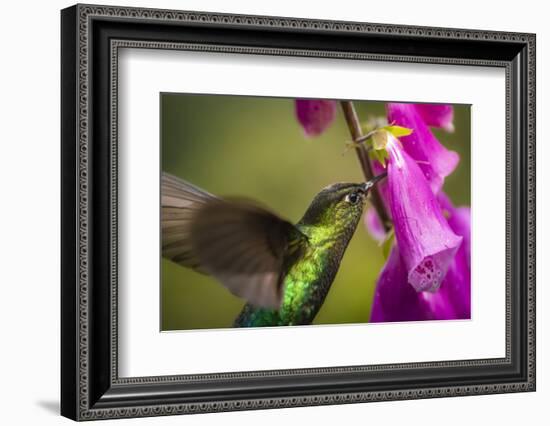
[{"left": 61, "top": 3, "right": 536, "bottom": 421}]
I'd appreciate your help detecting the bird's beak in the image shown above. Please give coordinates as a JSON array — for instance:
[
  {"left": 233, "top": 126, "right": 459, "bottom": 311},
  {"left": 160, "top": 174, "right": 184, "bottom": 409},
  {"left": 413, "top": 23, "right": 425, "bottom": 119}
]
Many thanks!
[{"left": 363, "top": 171, "right": 387, "bottom": 192}]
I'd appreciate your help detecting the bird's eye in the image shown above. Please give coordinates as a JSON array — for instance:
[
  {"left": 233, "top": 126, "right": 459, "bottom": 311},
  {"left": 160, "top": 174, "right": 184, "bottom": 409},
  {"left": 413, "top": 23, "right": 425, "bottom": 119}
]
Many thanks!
[{"left": 345, "top": 192, "right": 360, "bottom": 204}]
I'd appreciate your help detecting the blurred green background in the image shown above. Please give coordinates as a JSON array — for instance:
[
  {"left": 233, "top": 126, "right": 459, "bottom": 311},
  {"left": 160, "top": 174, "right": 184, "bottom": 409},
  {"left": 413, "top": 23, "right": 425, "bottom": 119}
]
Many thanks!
[{"left": 161, "top": 94, "right": 471, "bottom": 331}]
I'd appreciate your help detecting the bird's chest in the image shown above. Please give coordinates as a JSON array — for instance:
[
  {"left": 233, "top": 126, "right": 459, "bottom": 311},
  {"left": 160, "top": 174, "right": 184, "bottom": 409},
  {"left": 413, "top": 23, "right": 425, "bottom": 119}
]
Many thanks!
[{"left": 278, "top": 248, "right": 340, "bottom": 325}]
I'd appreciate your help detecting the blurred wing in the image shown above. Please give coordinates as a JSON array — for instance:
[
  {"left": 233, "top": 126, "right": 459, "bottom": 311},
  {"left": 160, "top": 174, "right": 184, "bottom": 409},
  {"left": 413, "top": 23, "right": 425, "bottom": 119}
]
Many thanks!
[
  {"left": 161, "top": 172, "right": 307, "bottom": 308},
  {"left": 161, "top": 172, "right": 218, "bottom": 272},
  {"left": 190, "top": 199, "right": 307, "bottom": 308}
]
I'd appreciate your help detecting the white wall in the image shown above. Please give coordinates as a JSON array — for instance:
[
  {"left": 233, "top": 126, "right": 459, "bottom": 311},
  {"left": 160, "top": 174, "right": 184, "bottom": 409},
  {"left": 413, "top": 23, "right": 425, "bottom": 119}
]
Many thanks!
[{"left": 0, "top": 0, "right": 546, "bottom": 424}]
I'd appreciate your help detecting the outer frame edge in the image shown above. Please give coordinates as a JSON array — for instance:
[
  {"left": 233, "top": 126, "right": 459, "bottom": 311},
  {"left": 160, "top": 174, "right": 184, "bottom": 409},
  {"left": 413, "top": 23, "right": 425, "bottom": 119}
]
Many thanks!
[{"left": 61, "top": 4, "right": 80, "bottom": 422}]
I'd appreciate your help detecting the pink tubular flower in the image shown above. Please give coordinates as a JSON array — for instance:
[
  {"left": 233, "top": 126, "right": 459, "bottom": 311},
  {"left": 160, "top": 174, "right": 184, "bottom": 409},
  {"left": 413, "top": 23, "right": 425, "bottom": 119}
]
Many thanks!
[
  {"left": 370, "top": 208, "right": 471, "bottom": 321},
  {"left": 387, "top": 103, "right": 459, "bottom": 193},
  {"left": 370, "top": 246, "right": 458, "bottom": 322},
  {"left": 414, "top": 103, "right": 455, "bottom": 132},
  {"left": 295, "top": 99, "right": 337, "bottom": 137},
  {"left": 370, "top": 246, "right": 424, "bottom": 322},
  {"left": 386, "top": 134, "right": 462, "bottom": 293},
  {"left": 369, "top": 190, "right": 471, "bottom": 322}
]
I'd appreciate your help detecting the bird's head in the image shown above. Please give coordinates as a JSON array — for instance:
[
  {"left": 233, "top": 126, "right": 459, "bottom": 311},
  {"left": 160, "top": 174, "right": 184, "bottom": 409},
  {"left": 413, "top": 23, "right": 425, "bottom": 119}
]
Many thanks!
[{"left": 298, "top": 174, "right": 385, "bottom": 239}]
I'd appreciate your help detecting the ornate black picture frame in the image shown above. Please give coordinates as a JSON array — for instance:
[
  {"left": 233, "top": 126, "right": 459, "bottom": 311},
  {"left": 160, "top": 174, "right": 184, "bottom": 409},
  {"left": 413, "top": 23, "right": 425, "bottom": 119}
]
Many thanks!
[{"left": 61, "top": 3, "right": 536, "bottom": 421}]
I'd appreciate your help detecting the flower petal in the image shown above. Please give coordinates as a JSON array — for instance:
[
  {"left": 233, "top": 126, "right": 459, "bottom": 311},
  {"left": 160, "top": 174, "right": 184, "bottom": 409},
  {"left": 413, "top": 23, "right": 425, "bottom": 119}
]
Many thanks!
[
  {"left": 438, "top": 193, "right": 471, "bottom": 267},
  {"left": 449, "top": 206, "right": 471, "bottom": 267},
  {"left": 363, "top": 208, "right": 386, "bottom": 243},
  {"left": 437, "top": 193, "right": 471, "bottom": 318},
  {"left": 438, "top": 248, "right": 470, "bottom": 319},
  {"left": 387, "top": 103, "right": 459, "bottom": 193},
  {"left": 415, "top": 103, "right": 455, "bottom": 132},
  {"left": 370, "top": 246, "right": 457, "bottom": 322},
  {"left": 386, "top": 134, "right": 463, "bottom": 293},
  {"left": 295, "top": 99, "right": 337, "bottom": 137}
]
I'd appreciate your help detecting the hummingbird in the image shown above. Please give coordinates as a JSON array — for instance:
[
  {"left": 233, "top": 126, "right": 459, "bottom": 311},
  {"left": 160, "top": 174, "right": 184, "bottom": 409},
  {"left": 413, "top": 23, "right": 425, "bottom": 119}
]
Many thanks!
[{"left": 161, "top": 172, "right": 385, "bottom": 328}]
